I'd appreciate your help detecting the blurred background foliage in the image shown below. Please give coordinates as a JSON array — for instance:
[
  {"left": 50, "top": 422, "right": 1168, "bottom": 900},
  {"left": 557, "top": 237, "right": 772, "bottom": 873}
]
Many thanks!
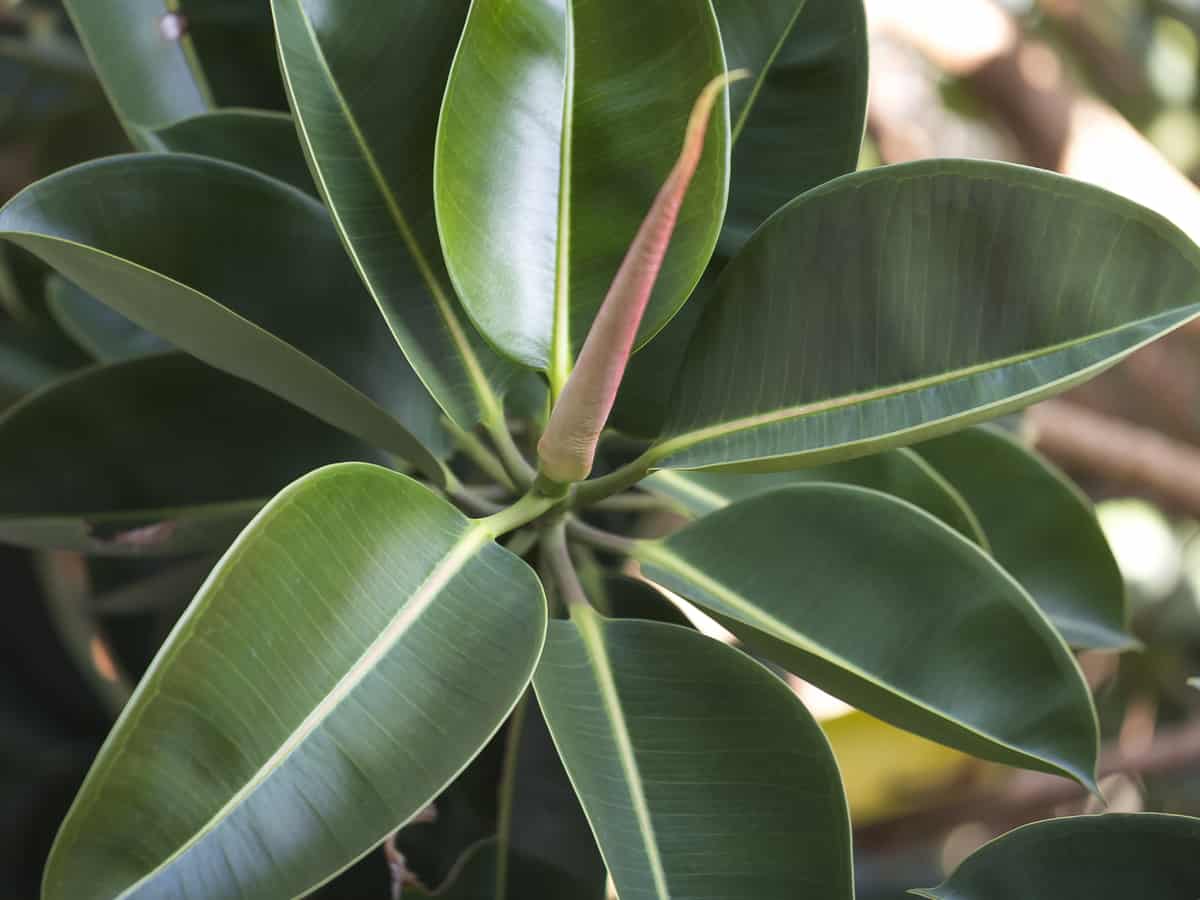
[{"left": 2, "top": 0, "right": 1200, "bottom": 898}]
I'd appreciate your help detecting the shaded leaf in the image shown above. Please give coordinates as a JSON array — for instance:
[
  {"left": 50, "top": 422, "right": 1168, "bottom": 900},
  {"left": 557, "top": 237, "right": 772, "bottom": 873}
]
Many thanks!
[
  {"left": 535, "top": 609, "right": 853, "bottom": 900},
  {"left": 913, "top": 814, "right": 1200, "bottom": 899},
  {"left": 916, "top": 425, "right": 1133, "bottom": 649},
  {"left": 601, "top": 575, "right": 694, "bottom": 629},
  {"left": 0, "top": 153, "right": 445, "bottom": 475},
  {"left": 0, "top": 353, "right": 380, "bottom": 556},
  {"left": 273, "top": 0, "right": 516, "bottom": 429},
  {"left": 714, "top": 0, "right": 868, "bottom": 256},
  {"left": 43, "top": 463, "right": 547, "bottom": 900},
  {"left": 637, "top": 484, "right": 1099, "bottom": 784},
  {"left": 644, "top": 447, "right": 985, "bottom": 544},
  {"left": 435, "top": 0, "right": 728, "bottom": 381},
  {"left": 148, "top": 108, "right": 314, "bottom": 193},
  {"left": 649, "top": 161, "right": 1200, "bottom": 472},
  {"left": 45, "top": 274, "right": 169, "bottom": 363}
]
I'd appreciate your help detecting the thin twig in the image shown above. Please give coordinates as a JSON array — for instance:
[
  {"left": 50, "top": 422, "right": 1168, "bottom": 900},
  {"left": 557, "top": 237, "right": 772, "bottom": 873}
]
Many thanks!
[
  {"left": 565, "top": 517, "right": 638, "bottom": 556},
  {"left": 542, "top": 522, "right": 590, "bottom": 608},
  {"left": 445, "top": 418, "right": 515, "bottom": 491},
  {"left": 487, "top": 420, "right": 538, "bottom": 489}
]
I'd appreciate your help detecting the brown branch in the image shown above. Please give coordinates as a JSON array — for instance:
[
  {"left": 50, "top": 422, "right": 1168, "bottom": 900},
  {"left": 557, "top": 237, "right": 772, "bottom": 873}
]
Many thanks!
[{"left": 1025, "top": 400, "right": 1200, "bottom": 516}]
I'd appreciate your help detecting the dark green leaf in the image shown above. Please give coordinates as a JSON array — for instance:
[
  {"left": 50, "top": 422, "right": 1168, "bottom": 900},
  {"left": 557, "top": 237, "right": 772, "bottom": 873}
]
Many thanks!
[
  {"left": 435, "top": 0, "right": 728, "bottom": 382},
  {"left": 916, "top": 426, "right": 1133, "bottom": 650},
  {"left": 45, "top": 274, "right": 170, "bottom": 363},
  {"left": 637, "top": 484, "right": 1099, "bottom": 784},
  {"left": 913, "top": 814, "right": 1200, "bottom": 899},
  {"left": 273, "top": 0, "right": 517, "bottom": 429},
  {"left": 535, "top": 610, "right": 853, "bottom": 900},
  {"left": 63, "top": 0, "right": 214, "bottom": 145},
  {"left": 601, "top": 574, "right": 694, "bottom": 628},
  {"left": 644, "top": 447, "right": 986, "bottom": 544},
  {"left": 148, "top": 108, "right": 314, "bottom": 193},
  {"left": 0, "top": 153, "right": 445, "bottom": 476},
  {"left": 610, "top": 0, "right": 868, "bottom": 437},
  {"left": 43, "top": 463, "right": 547, "bottom": 899},
  {"left": 649, "top": 161, "right": 1200, "bottom": 472},
  {"left": 714, "top": 0, "right": 868, "bottom": 256},
  {"left": 0, "top": 353, "right": 380, "bottom": 556}
]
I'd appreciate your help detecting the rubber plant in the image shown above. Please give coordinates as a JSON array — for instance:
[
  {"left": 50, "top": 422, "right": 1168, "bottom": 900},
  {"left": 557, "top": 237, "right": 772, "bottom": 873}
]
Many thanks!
[{"left": 1, "top": 1, "right": 1199, "bottom": 898}]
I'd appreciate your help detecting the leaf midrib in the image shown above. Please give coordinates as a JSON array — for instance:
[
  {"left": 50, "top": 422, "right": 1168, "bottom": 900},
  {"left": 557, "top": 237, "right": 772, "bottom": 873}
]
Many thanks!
[
  {"left": 549, "top": 0, "right": 577, "bottom": 395},
  {"left": 108, "top": 516, "right": 490, "bottom": 898},
  {"left": 278, "top": 0, "right": 504, "bottom": 427},
  {"left": 652, "top": 305, "right": 1200, "bottom": 462},
  {"left": 573, "top": 607, "right": 671, "bottom": 899},
  {"left": 728, "top": 0, "right": 809, "bottom": 141}
]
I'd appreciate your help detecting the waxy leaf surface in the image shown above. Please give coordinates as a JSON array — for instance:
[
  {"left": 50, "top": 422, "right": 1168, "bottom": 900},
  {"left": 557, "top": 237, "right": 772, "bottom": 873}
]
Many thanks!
[
  {"left": 652, "top": 161, "right": 1200, "bottom": 472},
  {"left": 644, "top": 447, "right": 984, "bottom": 544},
  {"left": 914, "top": 814, "right": 1200, "bottom": 899},
  {"left": 0, "top": 154, "right": 444, "bottom": 476},
  {"left": 435, "top": 0, "right": 728, "bottom": 381},
  {"left": 638, "top": 484, "right": 1099, "bottom": 784},
  {"left": 273, "top": 0, "right": 516, "bottom": 428},
  {"left": 535, "top": 612, "right": 852, "bottom": 900},
  {"left": 0, "top": 353, "right": 377, "bottom": 556},
  {"left": 916, "top": 426, "right": 1132, "bottom": 649},
  {"left": 43, "top": 464, "right": 547, "bottom": 900}
]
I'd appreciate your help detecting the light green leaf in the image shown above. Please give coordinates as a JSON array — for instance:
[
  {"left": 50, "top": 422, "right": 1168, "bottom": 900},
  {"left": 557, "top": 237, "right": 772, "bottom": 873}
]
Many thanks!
[
  {"left": 272, "top": 0, "right": 516, "bottom": 429},
  {"left": 912, "top": 814, "right": 1200, "bottom": 899},
  {"left": 0, "top": 353, "right": 379, "bottom": 556},
  {"left": 43, "top": 463, "right": 547, "bottom": 900},
  {"left": 644, "top": 447, "right": 986, "bottom": 544},
  {"left": 148, "top": 108, "right": 315, "bottom": 193},
  {"left": 45, "top": 274, "right": 170, "bottom": 363},
  {"left": 435, "top": 0, "right": 729, "bottom": 384},
  {"left": 0, "top": 153, "right": 445, "bottom": 478},
  {"left": 647, "top": 160, "right": 1200, "bottom": 472},
  {"left": 534, "top": 609, "right": 852, "bottom": 900},
  {"left": 637, "top": 484, "right": 1099, "bottom": 784},
  {"left": 916, "top": 425, "right": 1134, "bottom": 650},
  {"left": 63, "top": 0, "right": 214, "bottom": 146},
  {"left": 714, "top": 0, "right": 868, "bottom": 255}
]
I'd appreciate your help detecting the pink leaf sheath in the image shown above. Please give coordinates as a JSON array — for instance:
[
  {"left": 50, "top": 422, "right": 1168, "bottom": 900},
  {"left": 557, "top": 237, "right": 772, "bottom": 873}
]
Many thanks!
[{"left": 538, "top": 69, "right": 749, "bottom": 485}]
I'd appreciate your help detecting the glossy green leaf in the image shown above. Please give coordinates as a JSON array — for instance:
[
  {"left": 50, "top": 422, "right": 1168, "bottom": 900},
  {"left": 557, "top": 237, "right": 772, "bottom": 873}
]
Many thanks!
[
  {"left": 45, "top": 274, "right": 170, "bottom": 363},
  {"left": 648, "top": 160, "right": 1200, "bottom": 473},
  {"left": 0, "top": 153, "right": 445, "bottom": 477},
  {"left": 273, "top": 0, "right": 516, "bottom": 429},
  {"left": 913, "top": 814, "right": 1200, "bottom": 899},
  {"left": 0, "top": 353, "right": 380, "bottom": 556},
  {"left": 644, "top": 447, "right": 985, "bottom": 544},
  {"left": 535, "top": 609, "right": 852, "bottom": 900},
  {"left": 637, "top": 484, "right": 1099, "bottom": 784},
  {"left": 43, "top": 463, "right": 547, "bottom": 900},
  {"left": 148, "top": 108, "right": 314, "bottom": 193},
  {"left": 610, "top": 0, "right": 868, "bottom": 438},
  {"left": 916, "top": 426, "right": 1133, "bottom": 650},
  {"left": 63, "top": 0, "right": 214, "bottom": 145},
  {"left": 435, "top": 0, "right": 729, "bottom": 381},
  {"left": 714, "top": 0, "right": 868, "bottom": 256}
]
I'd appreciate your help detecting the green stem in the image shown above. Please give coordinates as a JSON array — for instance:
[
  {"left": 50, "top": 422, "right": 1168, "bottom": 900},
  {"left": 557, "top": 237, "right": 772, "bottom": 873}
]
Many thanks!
[
  {"left": 477, "top": 492, "right": 558, "bottom": 540},
  {"left": 446, "top": 418, "right": 515, "bottom": 490},
  {"left": 566, "top": 518, "right": 638, "bottom": 556},
  {"left": 591, "top": 492, "right": 675, "bottom": 513},
  {"left": 487, "top": 419, "right": 538, "bottom": 489},
  {"left": 570, "top": 447, "right": 662, "bottom": 508},
  {"left": 494, "top": 691, "right": 530, "bottom": 900},
  {"left": 543, "top": 522, "right": 590, "bottom": 608}
]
